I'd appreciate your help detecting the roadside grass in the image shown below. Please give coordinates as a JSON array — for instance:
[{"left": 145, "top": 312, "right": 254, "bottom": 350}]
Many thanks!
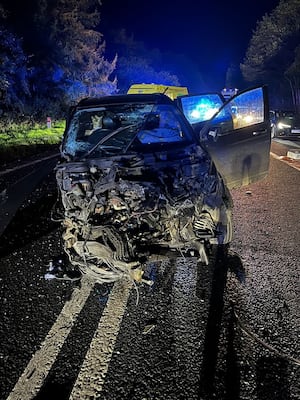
[
  {"left": 0, "top": 120, "right": 65, "bottom": 166},
  {"left": 0, "top": 120, "right": 65, "bottom": 147}
]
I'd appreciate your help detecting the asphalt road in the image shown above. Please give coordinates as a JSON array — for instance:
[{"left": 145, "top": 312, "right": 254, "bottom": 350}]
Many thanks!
[{"left": 0, "top": 141, "right": 299, "bottom": 400}]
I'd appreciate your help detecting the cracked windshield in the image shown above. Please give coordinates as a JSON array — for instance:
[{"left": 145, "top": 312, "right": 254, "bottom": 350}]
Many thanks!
[{"left": 64, "top": 103, "right": 191, "bottom": 158}]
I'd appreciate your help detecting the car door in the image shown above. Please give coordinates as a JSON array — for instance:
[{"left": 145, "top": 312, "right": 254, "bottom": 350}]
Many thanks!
[{"left": 180, "top": 86, "right": 271, "bottom": 189}]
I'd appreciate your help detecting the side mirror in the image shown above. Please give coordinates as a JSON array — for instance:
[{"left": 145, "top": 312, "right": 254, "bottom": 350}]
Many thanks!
[
  {"left": 208, "top": 127, "right": 219, "bottom": 139},
  {"left": 200, "top": 126, "right": 222, "bottom": 142}
]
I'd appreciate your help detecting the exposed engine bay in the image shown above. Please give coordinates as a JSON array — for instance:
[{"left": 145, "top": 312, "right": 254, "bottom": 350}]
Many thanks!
[
  {"left": 56, "top": 146, "right": 232, "bottom": 284},
  {"left": 54, "top": 88, "right": 271, "bottom": 284}
]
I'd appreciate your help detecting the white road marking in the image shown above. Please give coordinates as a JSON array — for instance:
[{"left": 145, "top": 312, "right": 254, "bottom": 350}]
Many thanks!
[
  {"left": 270, "top": 152, "right": 300, "bottom": 172},
  {"left": 6, "top": 276, "right": 95, "bottom": 400},
  {"left": 0, "top": 153, "right": 59, "bottom": 176},
  {"left": 172, "top": 257, "right": 203, "bottom": 394},
  {"left": 273, "top": 138, "right": 300, "bottom": 148},
  {"left": 70, "top": 278, "right": 132, "bottom": 400}
]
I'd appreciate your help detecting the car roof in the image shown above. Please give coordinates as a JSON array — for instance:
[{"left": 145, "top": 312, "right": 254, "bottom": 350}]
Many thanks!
[{"left": 76, "top": 93, "right": 175, "bottom": 109}]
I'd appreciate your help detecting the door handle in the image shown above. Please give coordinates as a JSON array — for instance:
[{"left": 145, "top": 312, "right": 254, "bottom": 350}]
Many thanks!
[{"left": 253, "top": 129, "right": 267, "bottom": 136}]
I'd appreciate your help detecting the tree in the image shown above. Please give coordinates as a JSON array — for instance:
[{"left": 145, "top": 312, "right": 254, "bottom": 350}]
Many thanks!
[
  {"left": 0, "top": 7, "right": 29, "bottom": 115},
  {"left": 31, "top": 0, "right": 117, "bottom": 106},
  {"left": 225, "top": 63, "right": 244, "bottom": 90},
  {"left": 0, "top": 0, "right": 116, "bottom": 118},
  {"left": 105, "top": 29, "right": 181, "bottom": 93},
  {"left": 241, "top": 0, "right": 300, "bottom": 111},
  {"left": 115, "top": 55, "right": 180, "bottom": 93},
  {"left": 285, "top": 44, "right": 300, "bottom": 109}
]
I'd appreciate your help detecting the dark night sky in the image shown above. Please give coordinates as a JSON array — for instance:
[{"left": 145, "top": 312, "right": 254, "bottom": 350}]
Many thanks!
[{"left": 100, "top": 0, "right": 280, "bottom": 90}]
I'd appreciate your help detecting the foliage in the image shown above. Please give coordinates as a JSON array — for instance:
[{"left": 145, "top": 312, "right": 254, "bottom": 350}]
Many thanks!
[
  {"left": 0, "top": 118, "right": 65, "bottom": 147},
  {"left": 225, "top": 63, "right": 244, "bottom": 89},
  {"left": 32, "top": 0, "right": 117, "bottom": 102},
  {"left": 105, "top": 29, "right": 181, "bottom": 94},
  {"left": 241, "top": 0, "right": 300, "bottom": 110},
  {"left": 0, "top": 0, "right": 116, "bottom": 120},
  {"left": 0, "top": 23, "right": 29, "bottom": 114},
  {"left": 285, "top": 44, "right": 300, "bottom": 108},
  {"left": 116, "top": 56, "right": 180, "bottom": 93}
]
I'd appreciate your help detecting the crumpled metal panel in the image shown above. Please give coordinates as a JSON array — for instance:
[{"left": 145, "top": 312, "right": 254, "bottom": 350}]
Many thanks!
[{"left": 56, "top": 146, "right": 232, "bottom": 284}]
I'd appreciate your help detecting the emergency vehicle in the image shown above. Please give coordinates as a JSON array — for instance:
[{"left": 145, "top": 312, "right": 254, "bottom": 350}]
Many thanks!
[{"left": 127, "top": 84, "right": 188, "bottom": 100}]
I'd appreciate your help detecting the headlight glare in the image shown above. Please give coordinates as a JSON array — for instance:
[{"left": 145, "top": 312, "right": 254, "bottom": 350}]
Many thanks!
[{"left": 277, "top": 122, "right": 291, "bottom": 129}]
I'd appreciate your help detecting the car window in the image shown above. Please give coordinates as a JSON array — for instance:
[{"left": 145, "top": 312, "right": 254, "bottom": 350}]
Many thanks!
[
  {"left": 211, "top": 87, "right": 264, "bottom": 134},
  {"left": 137, "top": 108, "right": 185, "bottom": 144},
  {"left": 62, "top": 103, "right": 193, "bottom": 158},
  {"left": 180, "top": 94, "right": 224, "bottom": 124}
]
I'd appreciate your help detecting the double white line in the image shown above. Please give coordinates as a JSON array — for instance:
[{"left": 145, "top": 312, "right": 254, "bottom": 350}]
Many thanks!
[{"left": 7, "top": 277, "right": 132, "bottom": 400}]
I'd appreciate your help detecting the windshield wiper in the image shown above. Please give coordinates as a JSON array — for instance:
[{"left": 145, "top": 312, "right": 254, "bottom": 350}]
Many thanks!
[{"left": 76, "top": 124, "right": 140, "bottom": 160}]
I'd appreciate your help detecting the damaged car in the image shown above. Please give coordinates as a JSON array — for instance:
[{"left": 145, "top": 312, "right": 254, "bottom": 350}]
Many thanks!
[{"left": 55, "top": 86, "right": 270, "bottom": 284}]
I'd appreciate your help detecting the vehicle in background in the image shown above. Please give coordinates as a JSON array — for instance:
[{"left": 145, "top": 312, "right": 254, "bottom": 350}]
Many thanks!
[
  {"left": 127, "top": 83, "right": 188, "bottom": 100},
  {"left": 270, "top": 110, "right": 300, "bottom": 138},
  {"left": 55, "top": 86, "right": 270, "bottom": 285}
]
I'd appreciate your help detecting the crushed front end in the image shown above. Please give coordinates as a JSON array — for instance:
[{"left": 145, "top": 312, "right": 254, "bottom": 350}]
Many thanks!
[{"left": 55, "top": 94, "right": 232, "bottom": 284}]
